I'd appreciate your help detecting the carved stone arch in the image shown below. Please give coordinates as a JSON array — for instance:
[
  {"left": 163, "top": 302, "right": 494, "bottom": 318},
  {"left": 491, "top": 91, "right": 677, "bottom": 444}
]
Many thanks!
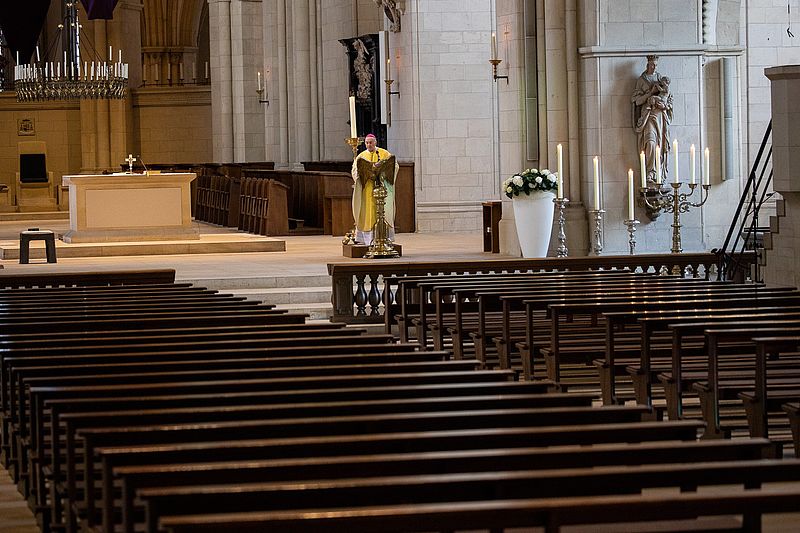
[{"left": 141, "top": 0, "right": 207, "bottom": 84}]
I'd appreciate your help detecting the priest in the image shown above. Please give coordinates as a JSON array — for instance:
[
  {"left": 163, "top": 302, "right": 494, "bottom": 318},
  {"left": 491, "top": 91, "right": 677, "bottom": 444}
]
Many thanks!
[{"left": 351, "top": 133, "right": 399, "bottom": 245}]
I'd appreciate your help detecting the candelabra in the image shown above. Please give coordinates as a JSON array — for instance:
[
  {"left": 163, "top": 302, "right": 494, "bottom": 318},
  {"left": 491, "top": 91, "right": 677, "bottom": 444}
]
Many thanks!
[
  {"left": 588, "top": 209, "right": 605, "bottom": 255},
  {"left": 489, "top": 59, "right": 508, "bottom": 83},
  {"left": 341, "top": 137, "right": 363, "bottom": 245},
  {"left": 553, "top": 197, "right": 569, "bottom": 257},
  {"left": 256, "top": 87, "right": 269, "bottom": 105},
  {"left": 624, "top": 219, "right": 639, "bottom": 255},
  {"left": 640, "top": 182, "right": 710, "bottom": 256}
]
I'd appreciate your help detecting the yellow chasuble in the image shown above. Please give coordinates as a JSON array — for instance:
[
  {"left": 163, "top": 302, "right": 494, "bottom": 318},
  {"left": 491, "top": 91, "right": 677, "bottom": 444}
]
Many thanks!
[{"left": 352, "top": 147, "right": 397, "bottom": 233}]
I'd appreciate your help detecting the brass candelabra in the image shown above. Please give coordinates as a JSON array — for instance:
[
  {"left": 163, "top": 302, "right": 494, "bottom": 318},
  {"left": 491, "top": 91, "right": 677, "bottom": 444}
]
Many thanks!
[
  {"left": 341, "top": 137, "right": 363, "bottom": 245},
  {"left": 640, "top": 182, "right": 711, "bottom": 255}
]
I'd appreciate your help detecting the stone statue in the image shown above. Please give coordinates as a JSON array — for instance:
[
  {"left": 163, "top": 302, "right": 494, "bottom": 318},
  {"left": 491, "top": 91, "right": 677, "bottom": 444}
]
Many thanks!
[
  {"left": 372, "top": 0, "right": 402, "bottom": 33},
  {"left": 632, "top": 55, "right": 673, "bottom": 183}
]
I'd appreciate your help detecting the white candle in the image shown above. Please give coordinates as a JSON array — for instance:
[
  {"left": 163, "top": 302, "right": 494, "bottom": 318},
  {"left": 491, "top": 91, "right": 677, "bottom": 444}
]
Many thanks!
[
  {"left": 119, "top": 50, "right": 122, "bottom": 63},
  {"left": 349, "top": 95, "right": 358, "bottom": 138},
  {"left": 655, "top": 145, "right": 662, "bottom": 184},
  {"left": 109, "top": 46, "right": 113, "bottom": 61},
  {"left": 257, "top": 71, "right": 262, "bottom": 91},
  {"left": 673, "top": 139, "right": 679, "bottom": 183},
  {"left": 491, "top": 32, "right": 497, "bottom": 60},
  {"left": 36, "top": 46, "right": 40, "bottom": 62},
  {"left": 386, "top": 57, "right": 391, "bottom": 80},
  {"left": 593, "top": 156, "right": 600, "bottom": 208},
  {"left": 690, "top": 144, "right": 696, "bottom": 184},
  {"left": 704, "top": 147, "right": 710, "bottom": 186},
  {"left": 639, "top": 151, "right": 646, "bottom": 188},
  {"left": 628, "top": 169, "right": 635, "bottom": 220},
  {"left": 556, "top": 144, "right": 563, "bottom": 199}
]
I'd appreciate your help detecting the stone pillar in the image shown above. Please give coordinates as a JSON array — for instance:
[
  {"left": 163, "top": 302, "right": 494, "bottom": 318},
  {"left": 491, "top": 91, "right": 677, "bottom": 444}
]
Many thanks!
[
  {"left": 209, "top": 0, "right": 234, "bottom": 162},
  {"left": 230, "top": 0, "right": 265, "bottom": 162},
  {"left": 763, "top": 66, "right": 800, "bottom": 287}
]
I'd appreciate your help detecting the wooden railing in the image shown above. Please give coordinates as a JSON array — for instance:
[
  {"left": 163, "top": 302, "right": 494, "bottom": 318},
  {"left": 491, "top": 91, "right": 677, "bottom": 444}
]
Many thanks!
[{"left": 327, "top": 252, "right": 756, "bottom": 324}]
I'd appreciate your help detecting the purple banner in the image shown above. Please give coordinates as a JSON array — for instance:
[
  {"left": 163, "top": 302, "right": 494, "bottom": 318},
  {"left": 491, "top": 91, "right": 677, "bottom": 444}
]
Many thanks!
[{"left": 80, "top": 0, "right": 119, "bottom": 20}]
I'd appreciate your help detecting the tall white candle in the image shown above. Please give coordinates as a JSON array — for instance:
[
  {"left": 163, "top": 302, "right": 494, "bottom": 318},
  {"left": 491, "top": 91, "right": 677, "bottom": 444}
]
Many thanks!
[
  {"left": 639, "top": 151, "right": 646, "bottom": 188},
  {"left": 593, "top": 156, "right": 600, "bottom": 208},
  {"left": 491, "top": 32, "right": 497, "bottom": 60},
  {"left": 556, "top": 144, "right": 563, "bottom": 199},
  {"left": 349, "top": 96, "right": 358, "bottom": 138},
  {"left": 673, "top": 139, "right": 679, "bottom": 183},
  {"left": 655, "top": 145, "right": 662, "bottom": 184},
  {"left": 690, "top": 144, "right": 696, "bottom": 184},
  {"left": 119, "top": 50, "right": 122, "bottom": 64},
  {"left": 628, "top": 169, "right": 635, "bottom": 221},
  {"left": 109, "top": 46, "right": 113, "bottom": 61},
  {"left": 704, "top": 147, "right": 710, "bottom": 186},
  {"left": 386, "top": 57, "right": 391, "bottom": 80},
  {"left": 257, "top": 71, "right": 262, "bottom": 91}
]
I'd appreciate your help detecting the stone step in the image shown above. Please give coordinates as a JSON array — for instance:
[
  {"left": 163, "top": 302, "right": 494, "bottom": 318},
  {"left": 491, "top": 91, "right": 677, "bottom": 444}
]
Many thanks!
[
  {"left": 273, "top": 303, "right": 333, "bottom": 321},
  {"left": 186, "top": 274, "right": 331, "bottom": 291},
  {"left": 228, "top": 287, "right": 331, "bottom": 305}
]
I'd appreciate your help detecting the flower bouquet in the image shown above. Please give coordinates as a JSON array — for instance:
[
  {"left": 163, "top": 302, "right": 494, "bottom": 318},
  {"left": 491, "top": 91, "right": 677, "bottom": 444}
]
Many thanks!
[{"left": 502, "top": 168, "right": 558, "bottom": 199}]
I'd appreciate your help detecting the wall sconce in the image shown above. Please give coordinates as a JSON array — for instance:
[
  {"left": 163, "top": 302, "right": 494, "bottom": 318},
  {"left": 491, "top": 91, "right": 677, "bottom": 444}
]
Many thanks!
[
  {"left": 257, "top": 70, "right": 269, "bottom": 106},
  {"left": 489, "top": 32, "right": 508, "bottom": 84}
]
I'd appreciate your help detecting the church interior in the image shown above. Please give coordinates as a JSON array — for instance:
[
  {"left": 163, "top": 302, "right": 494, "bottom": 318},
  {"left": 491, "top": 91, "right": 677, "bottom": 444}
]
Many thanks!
[{"left": 2, "top": 0, "right": 800, "bottom": 531}]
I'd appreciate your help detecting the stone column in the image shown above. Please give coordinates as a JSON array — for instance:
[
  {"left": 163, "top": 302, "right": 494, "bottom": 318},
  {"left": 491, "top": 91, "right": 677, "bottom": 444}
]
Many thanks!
[
  {"left": 764, "top": 66, "right": 800, "bottom": 287},
  {"left": 209, "top": 0, "right": 234, "bottom": 162},
  {"left": 230, "top": 0, "right": 265, "bottom": 162}
]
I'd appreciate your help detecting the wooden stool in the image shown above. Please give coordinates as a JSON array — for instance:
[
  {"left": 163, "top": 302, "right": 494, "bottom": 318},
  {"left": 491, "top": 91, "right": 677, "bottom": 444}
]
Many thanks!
[{"left": 19, "top": 229, "right": 57, "bottom": 264}]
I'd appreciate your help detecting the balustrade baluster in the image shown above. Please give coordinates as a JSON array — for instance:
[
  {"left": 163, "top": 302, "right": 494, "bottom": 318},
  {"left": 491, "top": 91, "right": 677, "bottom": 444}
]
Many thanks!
[
  {"left": 368, "top": 275, "right": 382, "bottom": 317},
  {"left": 354, "top": 274, "right": 368, "bottom": 317}
]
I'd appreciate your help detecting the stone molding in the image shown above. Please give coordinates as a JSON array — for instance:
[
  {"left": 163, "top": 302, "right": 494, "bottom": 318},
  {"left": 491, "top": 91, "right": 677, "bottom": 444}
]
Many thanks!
[
  {"left": 131, "top": 87, "right": 212, "bottom": 108},
  {"left": 416, "top": 201, "right": 483, "bottom": 214}
]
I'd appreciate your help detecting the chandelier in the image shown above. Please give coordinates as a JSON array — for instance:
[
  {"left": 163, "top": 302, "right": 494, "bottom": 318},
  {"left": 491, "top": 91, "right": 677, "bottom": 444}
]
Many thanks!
[{"left": 13, "top": 1, "right": 127, "bottom": 102}]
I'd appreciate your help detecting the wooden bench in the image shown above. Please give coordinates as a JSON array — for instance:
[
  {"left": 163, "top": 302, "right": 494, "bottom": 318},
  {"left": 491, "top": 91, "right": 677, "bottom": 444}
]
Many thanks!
[
  {"left": 158, "top": 487, "right": 800, "bottom": 533},
  {"left": 141, "top": 457, "right": 800, "bottom": 533},
  {"left": 114, "top": 438, "right": 771, "bottom": 533}
]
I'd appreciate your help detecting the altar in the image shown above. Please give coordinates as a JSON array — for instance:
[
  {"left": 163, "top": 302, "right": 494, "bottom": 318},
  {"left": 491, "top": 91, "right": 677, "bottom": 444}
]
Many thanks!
[{"left": 60, "top": 173, "right": 199, "bottom": 243}]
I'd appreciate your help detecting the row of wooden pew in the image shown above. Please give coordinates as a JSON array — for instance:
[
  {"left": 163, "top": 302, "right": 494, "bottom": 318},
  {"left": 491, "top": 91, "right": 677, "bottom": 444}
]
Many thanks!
[
  {"left": 385, "top": 269, "right": 800, "bottom": 448},
  {"left": 2, "top": 268, "right": 800, "bottom": 532}
]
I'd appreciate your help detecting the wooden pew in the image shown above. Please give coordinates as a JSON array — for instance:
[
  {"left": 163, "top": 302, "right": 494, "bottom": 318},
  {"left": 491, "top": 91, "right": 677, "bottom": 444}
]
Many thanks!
[
  {"left": 784, "top": 402, "right": 800, "bottom": 454},
  {"left": 595, "top": 302, "right": 800, "bottom": 406},
  {"left": 0, "top": 269, "right": 176, "bottom": 288},
  {"left": 73, "top": 404, "right": 651, "bottom": 530},
  {"left": 114, "top": 438, "right": 770, "bottom": 533},
  {"left": 141, "top": 458, "right": 800, "bottom": 533},
  {"left": 157, "top": 488, "right": 800, "bottom": 533}
]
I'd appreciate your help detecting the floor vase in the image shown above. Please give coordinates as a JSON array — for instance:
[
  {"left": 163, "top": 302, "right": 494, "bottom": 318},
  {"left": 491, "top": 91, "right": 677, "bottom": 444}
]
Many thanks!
[{"left": 512, "top": 190, "right": 555, "bottom": 258}]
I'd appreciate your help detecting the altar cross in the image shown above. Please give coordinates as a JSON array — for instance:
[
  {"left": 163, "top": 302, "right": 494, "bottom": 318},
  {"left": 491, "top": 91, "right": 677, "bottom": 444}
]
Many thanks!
[{"left": 125, "top": 153, "right": 137, "bottom": 173}]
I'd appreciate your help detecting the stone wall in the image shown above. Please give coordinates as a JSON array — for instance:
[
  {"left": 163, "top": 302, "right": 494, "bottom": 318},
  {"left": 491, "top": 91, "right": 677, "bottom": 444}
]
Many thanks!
[
  {"left": 0, "top": 95, "right": 82, "bottom": 189},
  {"left": 132, "top": 87, "right": 213, "bottom": 164},
  {"left": 388, "top": 0, "right": 497, "bottom": 232}
]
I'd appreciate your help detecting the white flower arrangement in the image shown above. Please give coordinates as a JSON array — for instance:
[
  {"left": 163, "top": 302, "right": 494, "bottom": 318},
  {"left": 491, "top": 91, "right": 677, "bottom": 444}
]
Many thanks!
[{"left": 502, "top": 168, "right": 558, "bottom": 199}]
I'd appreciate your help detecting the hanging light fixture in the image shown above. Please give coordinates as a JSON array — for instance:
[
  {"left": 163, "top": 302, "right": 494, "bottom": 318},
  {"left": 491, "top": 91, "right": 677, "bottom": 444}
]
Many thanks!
[{"left": 13, "top": 0, "right": 127, "bottom": 102}]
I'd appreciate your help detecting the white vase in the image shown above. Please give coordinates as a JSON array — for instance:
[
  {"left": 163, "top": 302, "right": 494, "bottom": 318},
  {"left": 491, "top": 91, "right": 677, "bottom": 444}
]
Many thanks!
[{"left": 512, "top": 190, "right": 556, "bottom": 258}]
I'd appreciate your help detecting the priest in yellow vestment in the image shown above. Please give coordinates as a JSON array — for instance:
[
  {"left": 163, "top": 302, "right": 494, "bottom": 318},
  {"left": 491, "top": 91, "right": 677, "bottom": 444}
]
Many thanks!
[{"left": 351, "top": 133, "right": 399, "bottom": 245}]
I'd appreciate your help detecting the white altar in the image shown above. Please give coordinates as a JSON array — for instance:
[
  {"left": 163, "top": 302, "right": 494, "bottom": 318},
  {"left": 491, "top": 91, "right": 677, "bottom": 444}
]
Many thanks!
[{"left": 61, "top": 172, "right": 199, "bottom": 243}]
